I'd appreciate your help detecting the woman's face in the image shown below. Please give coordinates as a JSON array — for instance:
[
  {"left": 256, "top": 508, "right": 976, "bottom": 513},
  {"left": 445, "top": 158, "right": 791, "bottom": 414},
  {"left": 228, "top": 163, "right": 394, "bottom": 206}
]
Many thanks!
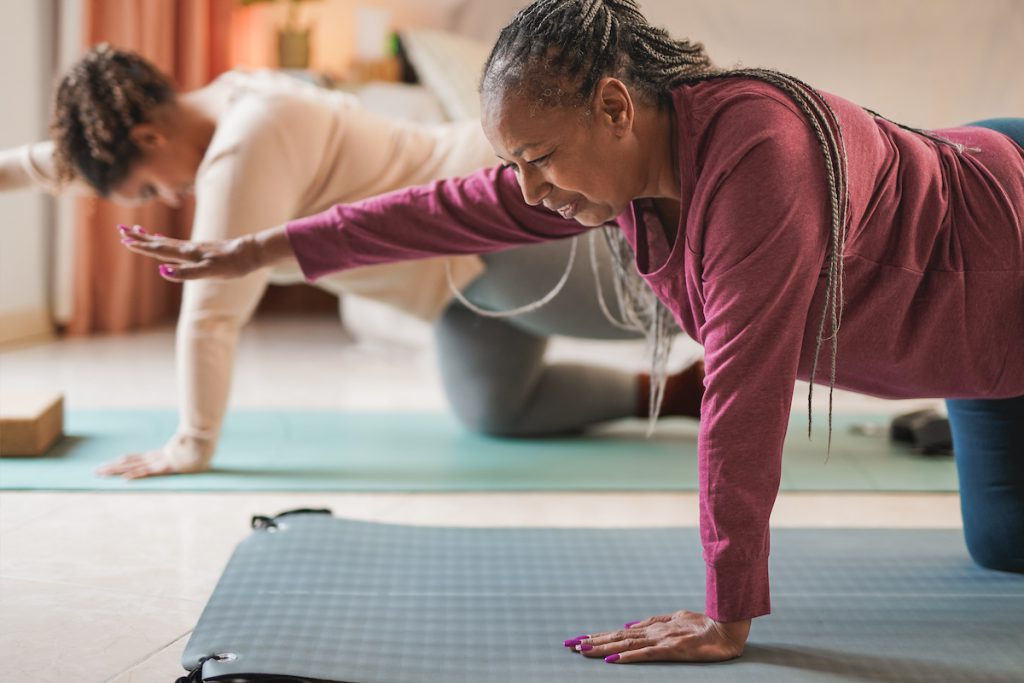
[
  {"left": 110, "top": 123, "right": 202, "bottom": 208},
  {"left": 482, "top": 82, "right": 641, "bottom": 227}
]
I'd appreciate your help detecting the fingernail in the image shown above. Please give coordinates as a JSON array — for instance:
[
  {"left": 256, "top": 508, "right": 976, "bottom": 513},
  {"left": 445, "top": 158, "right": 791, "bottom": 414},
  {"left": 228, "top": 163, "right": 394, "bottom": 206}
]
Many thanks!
[
  {"left": 575, "top": 644, "right": 593, "bottom": 652},
  {"left": 572, "top": 634, "right": 590, "bottom": 640},
  {"left": 135, "top": 226, "right": 147, "bottom": 234},
  {"left": 563, "top": 639, "right": 580, "bottom": 647},
  {"left": 624, "top": 621, "right": 640, "bottom": 629},
  {"left": 120, "top": 239, "right": 136, "bottom": 245},
  {"left": 605, "top": 654, "right": 620, "bottom": 663},
  {"left": 159, "top": 265, "right": 176, "bottom": 277}
]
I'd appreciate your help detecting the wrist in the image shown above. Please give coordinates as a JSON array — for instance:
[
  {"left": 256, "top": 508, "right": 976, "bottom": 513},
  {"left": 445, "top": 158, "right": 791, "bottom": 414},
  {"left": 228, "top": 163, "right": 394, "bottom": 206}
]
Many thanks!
[
  {"left": 165, "top": 433, "right": 216, "bottom": 471},
  {"left": 718, "top": 618, "right": 752, "bottom": 647},
  {"left": 247, "top": 225, "right": 293, "bottom": 271}
]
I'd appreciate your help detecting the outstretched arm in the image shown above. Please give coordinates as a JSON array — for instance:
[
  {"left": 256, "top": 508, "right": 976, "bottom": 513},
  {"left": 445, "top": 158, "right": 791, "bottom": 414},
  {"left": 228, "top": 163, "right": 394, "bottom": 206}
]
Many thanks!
[
  {"left": 0, "top": 142, "right": 61, "bottom": 193},
  {"left": 286, "top": 164, "right": 589, "bottom": 280},
  {"left": 0, "top": 141, "right": 94, "bottom": 194},
  {"left": 121, "top": 165, "right": 590, "bottom": 282}
]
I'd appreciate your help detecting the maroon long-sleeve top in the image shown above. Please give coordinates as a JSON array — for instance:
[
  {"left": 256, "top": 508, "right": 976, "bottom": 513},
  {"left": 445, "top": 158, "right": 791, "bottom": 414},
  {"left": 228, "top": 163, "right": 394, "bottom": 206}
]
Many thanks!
[{"left": 286, "top": 79, "right": 1024, "bottom": 621}]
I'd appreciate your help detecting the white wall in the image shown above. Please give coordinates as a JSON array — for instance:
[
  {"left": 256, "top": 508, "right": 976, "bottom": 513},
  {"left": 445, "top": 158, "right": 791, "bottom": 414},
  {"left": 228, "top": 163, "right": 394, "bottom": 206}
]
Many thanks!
[
  {"left": 52, "top": 0, "right": 83, "bottom": 326},
  {"left": 0, "top": 1, "right": 55, "bottom": 344},
  {"left": 451, "top": 0, "right": 1024, "bottom": 129}
]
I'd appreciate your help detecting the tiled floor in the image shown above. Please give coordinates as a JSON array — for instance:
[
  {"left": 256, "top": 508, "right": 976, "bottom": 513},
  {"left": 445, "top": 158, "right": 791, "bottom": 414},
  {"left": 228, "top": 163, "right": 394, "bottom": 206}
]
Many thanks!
[{"left": 0, "top": 314, "right": 958, "bottom": 683}]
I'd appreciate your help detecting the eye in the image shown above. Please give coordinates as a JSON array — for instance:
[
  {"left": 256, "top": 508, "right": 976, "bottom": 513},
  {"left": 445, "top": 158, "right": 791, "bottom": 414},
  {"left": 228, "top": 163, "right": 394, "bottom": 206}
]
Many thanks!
[
  {"left": 527, "top": 152, "right": 552, "bottom": 167},
  {"left": 501, "top": 162, "right": 521, "bottom": 174}
]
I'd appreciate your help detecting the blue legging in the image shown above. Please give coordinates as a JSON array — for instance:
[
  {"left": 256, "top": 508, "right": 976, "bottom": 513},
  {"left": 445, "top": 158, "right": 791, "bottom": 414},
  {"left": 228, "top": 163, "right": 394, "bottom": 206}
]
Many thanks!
[{"left": 947, "top": 117, "right": 1024, "bottom": 574}]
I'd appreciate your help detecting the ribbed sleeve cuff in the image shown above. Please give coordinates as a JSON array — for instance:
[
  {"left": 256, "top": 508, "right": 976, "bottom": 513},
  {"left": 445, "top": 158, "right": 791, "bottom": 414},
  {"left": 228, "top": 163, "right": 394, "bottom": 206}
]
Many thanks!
[
  {"left": 705, "top": 555, "right": 771, "bottom": 622},
  {"left": 284, "top": 213, "right": 346, "bottom": 282}
]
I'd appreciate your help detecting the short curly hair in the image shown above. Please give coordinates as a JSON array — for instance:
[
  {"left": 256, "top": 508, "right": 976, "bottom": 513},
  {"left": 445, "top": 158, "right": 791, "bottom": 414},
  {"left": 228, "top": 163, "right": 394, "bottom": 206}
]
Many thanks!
[{"left": 50, "top": 43, "right": 175, "bottom": 196}]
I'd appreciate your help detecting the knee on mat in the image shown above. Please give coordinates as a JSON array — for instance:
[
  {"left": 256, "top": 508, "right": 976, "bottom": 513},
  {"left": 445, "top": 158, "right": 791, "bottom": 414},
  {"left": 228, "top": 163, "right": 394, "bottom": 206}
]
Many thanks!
[
  {"left": 448, "top": 396, "right": 527, "bottom": 437},
  {"left": 963, "top": 529, "right": 1024, "bottom": 573}
]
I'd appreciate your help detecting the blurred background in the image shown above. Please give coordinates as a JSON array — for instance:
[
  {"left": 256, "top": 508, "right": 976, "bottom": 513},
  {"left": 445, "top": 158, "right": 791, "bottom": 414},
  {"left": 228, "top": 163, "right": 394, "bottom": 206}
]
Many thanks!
[{"left": 0, "top": 0, "right": 1021, "bottom": 347}]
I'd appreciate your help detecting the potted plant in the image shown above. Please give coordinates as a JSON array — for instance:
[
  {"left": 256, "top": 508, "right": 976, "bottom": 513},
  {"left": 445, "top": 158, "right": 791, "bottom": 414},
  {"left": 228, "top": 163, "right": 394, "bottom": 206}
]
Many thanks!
[{"left": 240, "top": 0, "right": 321, "bottom": 69}]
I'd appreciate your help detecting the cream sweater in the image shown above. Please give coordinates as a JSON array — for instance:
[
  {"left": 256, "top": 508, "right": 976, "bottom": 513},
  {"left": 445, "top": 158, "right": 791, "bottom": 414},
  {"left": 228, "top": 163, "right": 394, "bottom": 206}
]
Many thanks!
[{"left": 8, "top": 70, "right": 499, "bottom": 465}]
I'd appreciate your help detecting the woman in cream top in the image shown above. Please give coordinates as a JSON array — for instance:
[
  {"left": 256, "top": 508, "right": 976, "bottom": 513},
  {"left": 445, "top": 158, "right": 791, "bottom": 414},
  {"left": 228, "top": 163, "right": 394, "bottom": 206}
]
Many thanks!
[{"left": 1, "top": 45, "right": 703, "bottom": 478}]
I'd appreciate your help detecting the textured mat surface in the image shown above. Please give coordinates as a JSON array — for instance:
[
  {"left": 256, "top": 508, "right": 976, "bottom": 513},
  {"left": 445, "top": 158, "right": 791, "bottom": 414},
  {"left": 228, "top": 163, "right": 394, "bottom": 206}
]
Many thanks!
[
  {"left": 183, "top": 513, "right": 1024, "bottom": 682},
  {"left": 0, "top": 410, "right": 957, "bottom": 492}
]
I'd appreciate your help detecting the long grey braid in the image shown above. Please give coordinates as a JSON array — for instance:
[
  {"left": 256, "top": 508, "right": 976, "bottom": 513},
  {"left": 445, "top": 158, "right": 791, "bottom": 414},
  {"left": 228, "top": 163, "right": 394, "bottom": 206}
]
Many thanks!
[{"left": 481, "top": 0, "right": 859, "bottom": 443}]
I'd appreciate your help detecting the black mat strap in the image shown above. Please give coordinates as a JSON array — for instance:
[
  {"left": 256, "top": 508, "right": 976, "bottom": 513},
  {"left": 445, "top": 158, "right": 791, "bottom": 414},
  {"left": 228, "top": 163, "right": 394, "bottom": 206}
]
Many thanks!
[
  {"left": 175, "top": 655, "right": 211, "bottom": 683},
  {"left": 251, "top": 508, "right": 332, "bottom": 530}
]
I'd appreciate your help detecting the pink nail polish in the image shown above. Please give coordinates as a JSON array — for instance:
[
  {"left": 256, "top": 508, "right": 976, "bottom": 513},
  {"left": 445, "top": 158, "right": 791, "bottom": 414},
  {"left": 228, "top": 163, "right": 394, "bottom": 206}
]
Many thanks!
[
  {"left": 135, "top": 226, "right": 147, "bottom": 234},
  {"left": 624, "top": 621, "right": 640, "bottom": 629},
  {"left": 563, "top": 639, "right": 580, "bottom": 647},
  {"left": 159, "top": 265, "right": 176, "bottom": 277},
  {"left": 605, "top": 654, "right": 620, "bottom": 663},
  {"left": 576, "top": 644, "right": 593, "bottom": 652},
  {"left": 572, "top": 634, "right": 590, "bottom": 640}
]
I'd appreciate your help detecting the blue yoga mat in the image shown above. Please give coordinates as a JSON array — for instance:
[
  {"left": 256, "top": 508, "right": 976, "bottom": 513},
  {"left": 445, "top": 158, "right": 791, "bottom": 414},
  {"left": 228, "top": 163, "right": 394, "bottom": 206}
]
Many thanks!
[
  {"left": 0, "top": 409, "right": 958, "bottom": 492},
  {"left": 182, "top": 514, "right": 1024, "bottom": 682}
]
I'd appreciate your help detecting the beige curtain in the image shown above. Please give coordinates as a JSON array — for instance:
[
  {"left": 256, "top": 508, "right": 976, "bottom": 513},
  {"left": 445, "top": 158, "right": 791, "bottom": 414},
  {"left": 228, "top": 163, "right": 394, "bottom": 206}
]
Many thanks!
[{"left": 68, "top": 0, "right": 233, "bottom": 335}]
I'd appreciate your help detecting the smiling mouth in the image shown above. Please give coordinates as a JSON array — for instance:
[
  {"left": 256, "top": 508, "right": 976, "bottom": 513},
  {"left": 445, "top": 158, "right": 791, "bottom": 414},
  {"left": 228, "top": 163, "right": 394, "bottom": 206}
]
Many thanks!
[{"left": 556, "top": 199, "right": 579, "bottom": 220}]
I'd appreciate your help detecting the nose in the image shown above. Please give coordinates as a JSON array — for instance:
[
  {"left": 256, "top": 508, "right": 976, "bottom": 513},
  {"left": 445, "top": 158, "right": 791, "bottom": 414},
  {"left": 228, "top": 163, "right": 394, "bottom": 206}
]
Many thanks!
[
  {"left": 516, "top": 165, "right": 551, "bottom": 206},
  {"left": 159, "top": 188, "right": 181, "bottom": 208}
]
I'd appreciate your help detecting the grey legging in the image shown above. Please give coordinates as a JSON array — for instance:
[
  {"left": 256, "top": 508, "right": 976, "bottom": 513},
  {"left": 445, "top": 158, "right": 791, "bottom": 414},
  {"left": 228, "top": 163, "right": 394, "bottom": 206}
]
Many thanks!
[{"left": 435, "top": 234, "right": 648, "bottom": 436}]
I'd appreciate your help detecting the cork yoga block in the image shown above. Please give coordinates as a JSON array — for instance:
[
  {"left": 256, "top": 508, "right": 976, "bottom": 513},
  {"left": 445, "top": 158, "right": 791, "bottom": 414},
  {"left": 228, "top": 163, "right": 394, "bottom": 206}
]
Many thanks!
[{"left": 0, "top": 393, "right": 64, "bottom": 457}]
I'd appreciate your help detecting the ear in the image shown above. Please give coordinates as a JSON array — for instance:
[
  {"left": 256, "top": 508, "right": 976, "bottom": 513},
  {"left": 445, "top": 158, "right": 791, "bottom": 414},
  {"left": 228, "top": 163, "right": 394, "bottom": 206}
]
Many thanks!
[
  {"left": 593, "top": 77, "right": 634, "bottom": 137},
  {"left": 129, "top": 123, "right": 167, "bottom": 151}
]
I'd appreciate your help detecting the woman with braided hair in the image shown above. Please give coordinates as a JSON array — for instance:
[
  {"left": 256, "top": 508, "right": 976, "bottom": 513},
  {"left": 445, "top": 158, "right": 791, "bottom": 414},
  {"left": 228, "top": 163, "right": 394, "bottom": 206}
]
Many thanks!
[
  {"left": 122, "top": 0, "right": 1023, "bottom": 665},
  {"left": 1, "top": 43, "right": 707, "bottom": 478}
]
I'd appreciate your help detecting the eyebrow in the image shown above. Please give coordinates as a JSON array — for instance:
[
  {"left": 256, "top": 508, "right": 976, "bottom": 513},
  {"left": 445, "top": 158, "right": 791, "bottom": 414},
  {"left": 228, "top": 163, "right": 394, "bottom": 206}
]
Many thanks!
[
  {"left": 513, "top": 142, "right": 541, "bottom": 156},
  {"left": 496, "top": 142, "right": 542, "bottom": 163}
]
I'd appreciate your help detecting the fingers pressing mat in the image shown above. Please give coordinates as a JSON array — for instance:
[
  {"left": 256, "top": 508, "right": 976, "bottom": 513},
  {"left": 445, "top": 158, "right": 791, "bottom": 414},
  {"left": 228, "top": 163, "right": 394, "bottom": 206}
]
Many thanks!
[{"left": 182, "top": 511, "right": 1024, "bottom": 682}]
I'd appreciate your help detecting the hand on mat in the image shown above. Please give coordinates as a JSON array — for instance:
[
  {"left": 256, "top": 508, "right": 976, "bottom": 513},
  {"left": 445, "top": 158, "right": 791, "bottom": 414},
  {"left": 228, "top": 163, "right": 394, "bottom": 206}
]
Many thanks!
[
  {"left": 96, "top": 445, "right": 209, "bottom": 480},
  {"left": 117, "top": 224, "right": 262, "bottom": 281},
  {"left": 566, "top": 611, "right": 749, "bottom": 663}
]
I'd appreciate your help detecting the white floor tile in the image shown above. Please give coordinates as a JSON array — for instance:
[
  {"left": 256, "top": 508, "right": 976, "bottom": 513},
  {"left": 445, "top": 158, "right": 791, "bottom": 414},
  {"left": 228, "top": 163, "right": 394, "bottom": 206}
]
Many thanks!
[
  {"left": 108, "top": 633, "right": 190, "bottom": 683},
  {"left": 0, "top": 577, "right": 201, "bottom": 683},
  {"left": 0, "top": 317, "right": 962, "bottom": 680},
  {"left": 0, "top": 492, "right": 76, "bottom": 534}
]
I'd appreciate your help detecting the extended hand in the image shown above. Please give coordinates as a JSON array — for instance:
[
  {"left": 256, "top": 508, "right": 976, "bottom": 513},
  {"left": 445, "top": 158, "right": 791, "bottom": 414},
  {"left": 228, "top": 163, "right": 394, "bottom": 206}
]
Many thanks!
[
  {"left": 118, "top": 224, "right": 263, "bottom": 281},
  {"left": 96, "top": 448, "right": 207, "bottom": 479},
  {"left": 565, "top": 611, "right": 750, "bottom": 664},
  {"left": 96, "top": 438, "right": 212, "bottom": 480}
]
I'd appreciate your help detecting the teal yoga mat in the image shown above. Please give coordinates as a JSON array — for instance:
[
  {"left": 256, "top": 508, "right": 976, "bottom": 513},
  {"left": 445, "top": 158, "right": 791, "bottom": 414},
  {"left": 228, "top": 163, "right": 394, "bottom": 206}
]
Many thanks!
[{"left": 0, "top": 410, "right": 958, "bottom": 492}]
